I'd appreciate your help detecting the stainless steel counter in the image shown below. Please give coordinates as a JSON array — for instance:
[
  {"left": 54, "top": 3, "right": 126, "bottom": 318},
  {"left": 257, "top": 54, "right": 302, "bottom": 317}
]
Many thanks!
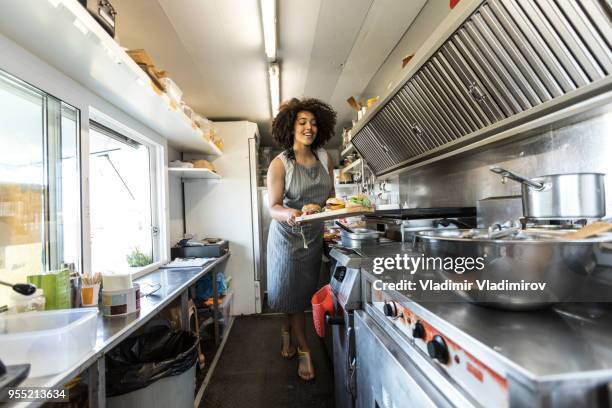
[
  {"left": 358, "top": 243, "right": 612, "bottom": 380},
  {"left": 10, "top": 254, "right": 229, "bottom": 407}
]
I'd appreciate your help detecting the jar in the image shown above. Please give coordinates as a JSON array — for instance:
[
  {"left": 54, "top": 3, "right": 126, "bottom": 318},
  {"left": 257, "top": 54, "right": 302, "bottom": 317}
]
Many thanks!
[{"left": 9, "top": 289, "right": 46, "bottom": 313}]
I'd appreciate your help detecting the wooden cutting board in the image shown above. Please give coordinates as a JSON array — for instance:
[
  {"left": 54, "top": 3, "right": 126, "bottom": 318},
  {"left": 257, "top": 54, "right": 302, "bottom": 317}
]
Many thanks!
[
  {"left": 295, "top": 206, "right": 373, "bottom": 223},
  {"left": 562, "top": 221, "right": 612, "bottom": 240}
]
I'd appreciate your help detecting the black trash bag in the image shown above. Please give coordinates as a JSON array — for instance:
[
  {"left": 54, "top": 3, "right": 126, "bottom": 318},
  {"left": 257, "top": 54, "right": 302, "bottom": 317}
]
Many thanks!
[{"left": 105, "top": 325, "right": 198, "bottom": 397}]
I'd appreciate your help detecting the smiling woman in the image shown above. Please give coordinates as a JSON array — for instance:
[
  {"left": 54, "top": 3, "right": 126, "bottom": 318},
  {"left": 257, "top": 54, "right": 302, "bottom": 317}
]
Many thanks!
[{"left": 266, "top": 97, "right": 337, "bottom": 381}]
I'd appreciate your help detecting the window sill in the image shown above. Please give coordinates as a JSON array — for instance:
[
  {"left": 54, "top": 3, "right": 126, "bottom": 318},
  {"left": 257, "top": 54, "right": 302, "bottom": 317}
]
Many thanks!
[{"left": 129, "top": 262, "right": 165, "bottom": 280}]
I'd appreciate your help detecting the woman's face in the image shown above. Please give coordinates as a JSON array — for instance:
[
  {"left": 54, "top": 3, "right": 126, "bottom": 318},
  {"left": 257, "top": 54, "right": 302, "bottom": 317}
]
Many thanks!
[{"left": 293, "top": 110, "right": 317, "bottom": 147}]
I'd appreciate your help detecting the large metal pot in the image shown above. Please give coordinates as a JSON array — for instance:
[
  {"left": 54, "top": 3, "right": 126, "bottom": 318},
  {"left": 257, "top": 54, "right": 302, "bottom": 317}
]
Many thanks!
[
  {"left": 340, "top": 228, "right": 381, "bottom": 248},
  {"left": 416, "top": 229, "right": 610, "bottom": 310},
  {"left": 490, "top": 167, "right": 605, "bottom": 220}
]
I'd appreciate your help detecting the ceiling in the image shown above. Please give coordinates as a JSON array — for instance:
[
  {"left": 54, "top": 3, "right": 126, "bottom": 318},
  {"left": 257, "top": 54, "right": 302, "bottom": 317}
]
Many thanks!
[{"left": 114, "top": 0, "right": 428, "bottom": 147}]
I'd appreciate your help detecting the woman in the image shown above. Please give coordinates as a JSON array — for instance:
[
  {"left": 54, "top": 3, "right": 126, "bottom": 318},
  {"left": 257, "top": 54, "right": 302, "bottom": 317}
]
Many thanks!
[{"left": 266, "top": 97, "right": 336, "bottom": 381}]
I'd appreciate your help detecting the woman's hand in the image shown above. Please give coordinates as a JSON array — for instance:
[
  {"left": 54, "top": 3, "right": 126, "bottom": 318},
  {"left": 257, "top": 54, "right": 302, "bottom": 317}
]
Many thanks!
[{"left": 286, "top": 209, "right": 303, "bottom": 226}]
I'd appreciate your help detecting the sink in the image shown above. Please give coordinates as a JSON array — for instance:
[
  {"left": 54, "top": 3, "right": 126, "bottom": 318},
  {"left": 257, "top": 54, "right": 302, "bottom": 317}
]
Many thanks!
[{"left": 0, "top": 308, "right": 98, "bottom": 377}]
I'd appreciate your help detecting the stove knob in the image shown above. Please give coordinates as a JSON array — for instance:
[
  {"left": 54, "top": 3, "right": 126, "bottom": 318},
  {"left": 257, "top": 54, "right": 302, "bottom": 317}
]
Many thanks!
[
  {"left": 427, "top": 335, "right": 449, "bottom": 364},
  {"left": 412, "top": 321, "right": 425, "bottom": 339},
  {"left": 383, "top": 302, "right": 397, "bottom": 317}
]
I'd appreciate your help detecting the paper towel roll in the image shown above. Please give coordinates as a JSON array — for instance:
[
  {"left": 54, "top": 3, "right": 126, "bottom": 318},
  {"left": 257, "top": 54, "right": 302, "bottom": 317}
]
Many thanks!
[{"left": 102, "top": 273, "right": 133, "bottom": 291}]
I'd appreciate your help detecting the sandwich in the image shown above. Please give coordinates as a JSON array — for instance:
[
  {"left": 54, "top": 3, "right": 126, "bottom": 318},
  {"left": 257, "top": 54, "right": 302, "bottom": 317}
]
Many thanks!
[
  {"left": 301, "top": 203, "right": 322, "bottom": 215},
  {"left": 325, "top": 197, "right": 345, "bottom": 211},
  {"left": 346, "top": 194, "right": 372, "bottom": 209}
]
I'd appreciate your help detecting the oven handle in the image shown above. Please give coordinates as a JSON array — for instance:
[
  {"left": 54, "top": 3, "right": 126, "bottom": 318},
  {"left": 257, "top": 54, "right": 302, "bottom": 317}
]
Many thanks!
[{"left": 325, "top": 314, "right": 345, "bottom": 326}]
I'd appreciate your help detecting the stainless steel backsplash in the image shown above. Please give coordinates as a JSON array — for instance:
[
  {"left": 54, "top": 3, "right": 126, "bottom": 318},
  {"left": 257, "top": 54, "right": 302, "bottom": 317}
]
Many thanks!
[{"left": 398, "top": 109, "right": 612, "bottom": 218}]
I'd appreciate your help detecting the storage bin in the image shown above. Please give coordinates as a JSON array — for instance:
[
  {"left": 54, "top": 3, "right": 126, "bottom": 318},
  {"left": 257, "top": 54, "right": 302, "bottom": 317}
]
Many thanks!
[
  {"left": 159, "top": 77, "right": 183, "bottom": 103},
  {"left": 0, "top": 308, "right": 98, "bottom": 377}
]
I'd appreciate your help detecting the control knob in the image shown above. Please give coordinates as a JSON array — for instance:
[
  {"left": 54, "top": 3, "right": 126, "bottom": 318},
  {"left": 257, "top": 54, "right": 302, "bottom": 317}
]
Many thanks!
[
  {"left": 383, "top": 301, "right": 398, "bottom": 317},
  {"left": 427, "top": 335, "right": 450, "bottom": 364},
  {"left": 412, "top": 321, "right": 425, "bottom": 339}
]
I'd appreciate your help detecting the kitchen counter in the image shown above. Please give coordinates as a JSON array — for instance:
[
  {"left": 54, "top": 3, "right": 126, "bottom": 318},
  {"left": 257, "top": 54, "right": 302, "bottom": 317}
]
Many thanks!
[
  {"left": 356, "top": 242, "right": 612, "bottom": 380},
  {"left": 9, "top": 253, "right": 229, "bottom": 407}
]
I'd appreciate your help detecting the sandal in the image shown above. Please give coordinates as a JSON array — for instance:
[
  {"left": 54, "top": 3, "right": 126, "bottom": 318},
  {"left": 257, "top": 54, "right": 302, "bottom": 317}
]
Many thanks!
[
  {"left": 281, "top": 330, "right": 296, "bottom": 359},
  {"left": 297, "top": 347, "right": 315, "bottom": 381}
]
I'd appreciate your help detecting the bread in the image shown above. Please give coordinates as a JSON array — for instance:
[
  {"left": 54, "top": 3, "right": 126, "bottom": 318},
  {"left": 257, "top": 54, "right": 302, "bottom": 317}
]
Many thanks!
[
  {"left": 301, "top": 203, "right": 322, "bottom": 215},
  {"left": 325, "top": 197, "right": 345, "bottom": 211}
]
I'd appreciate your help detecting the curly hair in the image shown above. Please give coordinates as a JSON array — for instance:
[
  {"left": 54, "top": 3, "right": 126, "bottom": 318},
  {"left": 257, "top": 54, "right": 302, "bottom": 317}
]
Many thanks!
[{"left": 271, "top": 97, "right": 337, "bottom": 152}]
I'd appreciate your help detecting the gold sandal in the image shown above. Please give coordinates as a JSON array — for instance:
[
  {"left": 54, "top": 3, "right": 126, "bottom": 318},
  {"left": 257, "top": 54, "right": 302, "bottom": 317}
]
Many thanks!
[
  {"left": 281, "top": 330, "right": 296, "bottom": 359},
  {"left": 297, "top": 347, "right": 315, "bottom": 381}
]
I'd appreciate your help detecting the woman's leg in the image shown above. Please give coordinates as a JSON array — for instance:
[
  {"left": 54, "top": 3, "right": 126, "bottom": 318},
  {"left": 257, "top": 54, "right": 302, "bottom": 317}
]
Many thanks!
[
  {"left": 281, "top": 313, "right": 295, "bottom": 358},
  {"left": 289, "top": 311, "right": 309, "bottom": 351},
  {"left": 290, "top": 311, "right": 315, "bottom": 380}
]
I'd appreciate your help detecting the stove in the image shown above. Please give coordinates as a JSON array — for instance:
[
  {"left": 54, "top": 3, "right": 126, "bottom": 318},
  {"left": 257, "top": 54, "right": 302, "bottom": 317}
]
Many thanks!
[{"left": 355, "top": 242, "right": 612, "bottom": 407}]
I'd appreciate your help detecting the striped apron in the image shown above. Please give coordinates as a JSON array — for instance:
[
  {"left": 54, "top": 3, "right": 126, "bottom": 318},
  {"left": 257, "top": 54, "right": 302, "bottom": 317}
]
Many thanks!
[{"left": 266, "top": 154, "right": 332, "bottom": 313}]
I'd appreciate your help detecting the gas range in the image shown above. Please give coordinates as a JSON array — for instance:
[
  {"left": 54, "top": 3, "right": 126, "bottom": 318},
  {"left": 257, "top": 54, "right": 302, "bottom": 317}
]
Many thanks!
[{"left": 355, "top": 242, "right": 612, "bottom": 407}]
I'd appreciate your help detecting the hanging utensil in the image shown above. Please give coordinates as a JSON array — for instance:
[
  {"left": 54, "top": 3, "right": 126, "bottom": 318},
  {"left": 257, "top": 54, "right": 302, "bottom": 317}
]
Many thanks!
[
  {"left": 0, "top": 281, "right": 36, "bottom": 296},
  {"left": 335, "top": 221, "right": 355, "bottom": 234}
]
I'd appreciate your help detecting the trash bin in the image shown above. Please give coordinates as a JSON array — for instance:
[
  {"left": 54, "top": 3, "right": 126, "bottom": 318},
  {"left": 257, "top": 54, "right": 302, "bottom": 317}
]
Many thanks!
[{"left": 105, "top": 324, "right": 198, "bottom": 408}]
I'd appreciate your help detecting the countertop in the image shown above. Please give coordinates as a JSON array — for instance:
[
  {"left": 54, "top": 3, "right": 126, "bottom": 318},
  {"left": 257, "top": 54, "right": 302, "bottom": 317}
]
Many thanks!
[
  {"left": 16, "top": 254, "right": 229, "bottom": 392},
  {"left": 355, "top": 242, "right": 612, "bottom": 380}
]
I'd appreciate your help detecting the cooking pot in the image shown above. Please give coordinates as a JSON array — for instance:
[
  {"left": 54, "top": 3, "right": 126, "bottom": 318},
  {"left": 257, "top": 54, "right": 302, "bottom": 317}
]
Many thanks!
[
  {"left": 340, "top": 228, "right": 381, "bottom": 248},
  {"left": 416, "top": 228, "right": 611, "bottom": 310},
  {"left": 490, "top": 167, "right": 605, "bottom": 220}
]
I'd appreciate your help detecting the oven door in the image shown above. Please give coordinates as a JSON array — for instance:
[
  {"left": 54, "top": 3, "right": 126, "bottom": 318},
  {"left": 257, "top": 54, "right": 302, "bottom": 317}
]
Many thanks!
[
  {"left": 331, "top": 309, "right": 356, "bottom": 408},
  {"left": 355, "top": 310, "right": 472, "bottom": 408}
]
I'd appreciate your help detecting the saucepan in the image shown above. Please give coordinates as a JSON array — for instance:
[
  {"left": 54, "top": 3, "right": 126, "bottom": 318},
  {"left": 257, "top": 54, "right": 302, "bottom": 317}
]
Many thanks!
[
  {"left": 340, "top": 228, "right": 382, "bottom": 248},
  {"left": 489, "top": 167, "right": 605, "bottom": 220},
  {"left": 416, "top": 228, "right": 611, "bottom": 310}
]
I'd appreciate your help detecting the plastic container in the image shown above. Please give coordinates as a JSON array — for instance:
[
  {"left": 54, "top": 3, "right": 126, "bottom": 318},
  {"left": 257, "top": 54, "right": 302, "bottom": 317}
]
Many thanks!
[
  {"left": 102, "top": 284, "right": 140, "bottom": 317},
  {"left": 8, "top": 289, "right": 45, "bottom": 313},
  {"left": 0, "top": 308, "right": 98, "bottom": 377},
  {"left": 159, "top": 77, "right": 183, "bottom": 103},
  {"left": 311, "top": 284, "right": 334, "bottom": 338}
]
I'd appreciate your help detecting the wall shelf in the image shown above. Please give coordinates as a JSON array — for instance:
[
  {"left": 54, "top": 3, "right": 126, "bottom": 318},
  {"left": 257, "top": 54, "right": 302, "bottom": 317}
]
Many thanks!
[
  {"left": 335, "top": 183, "right": 360, "bottom": 188},
  {"left": 342, "top": 159, "right": 362, "bottom": 173},
  {"left": 341, "top": 144, "right": 355, "bottom": 157},
  {"left": 0, "top": 0, "right": 221, "bottom": 156},
  {"left": 168, "top": 168, "right": 221, "bottom": 180}
]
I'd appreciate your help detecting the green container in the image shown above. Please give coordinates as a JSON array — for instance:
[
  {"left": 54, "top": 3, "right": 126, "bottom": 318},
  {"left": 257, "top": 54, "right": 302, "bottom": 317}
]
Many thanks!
[{"left": 27, "top": 269, "right": 71, "bottom": 310}]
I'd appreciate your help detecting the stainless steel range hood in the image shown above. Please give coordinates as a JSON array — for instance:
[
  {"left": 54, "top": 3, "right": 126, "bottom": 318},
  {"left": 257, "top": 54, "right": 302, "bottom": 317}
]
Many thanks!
[{"left": 352, "top": 0, "right": 612, "bottom": 177}]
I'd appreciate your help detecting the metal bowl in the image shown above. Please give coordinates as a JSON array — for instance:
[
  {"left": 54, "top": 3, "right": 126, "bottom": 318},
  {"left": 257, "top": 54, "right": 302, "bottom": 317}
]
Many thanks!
[
  {"left": 415, "top": 229, "right": 611, "bottom": 310},
  {"left": 340, "top": 228, "right": 382, "bottom": 248}
]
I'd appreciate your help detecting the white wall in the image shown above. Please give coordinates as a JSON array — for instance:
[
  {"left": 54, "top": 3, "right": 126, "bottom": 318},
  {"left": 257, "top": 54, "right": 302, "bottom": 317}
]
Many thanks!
[
  {"left": 167, "top": 146, "right": 185, "bottom": 245},
  {"left": 0, "top": 34, "right": 171, "bottom": 281},
  {"left": 184, "top": 122, "right": 259, "bottom": 315}
]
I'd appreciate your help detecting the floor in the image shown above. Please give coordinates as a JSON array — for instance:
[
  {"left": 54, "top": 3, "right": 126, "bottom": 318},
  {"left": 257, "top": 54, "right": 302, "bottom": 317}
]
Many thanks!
[{"left": 199, "top": 314, "right": 335, "bottom": 408}]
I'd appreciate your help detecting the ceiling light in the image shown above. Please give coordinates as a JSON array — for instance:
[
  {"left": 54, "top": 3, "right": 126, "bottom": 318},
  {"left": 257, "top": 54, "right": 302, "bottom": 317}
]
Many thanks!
[
  {"left": 260, "top": 0, "right": 277, "bottom": 60},
  {"left": 47, "top": 0, "right": 61, "bottom": 7},
  {"left": 268, "top": 62, "right": 280, "bottom": 117}
]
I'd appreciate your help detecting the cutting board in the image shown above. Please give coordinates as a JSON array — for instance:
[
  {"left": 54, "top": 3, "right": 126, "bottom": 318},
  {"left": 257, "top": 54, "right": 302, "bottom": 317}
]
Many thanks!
[{"left": 295, "top": 206, "right": 374, "bottom": 223}]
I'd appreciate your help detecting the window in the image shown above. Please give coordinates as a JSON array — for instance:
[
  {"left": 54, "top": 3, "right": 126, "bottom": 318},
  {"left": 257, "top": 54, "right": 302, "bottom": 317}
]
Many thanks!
[
  {"left": 0, "top": 70, "right": 81, "bottom": 295},
  {"left": 89, "top": 121, "right": 161, "bottom": 272}
]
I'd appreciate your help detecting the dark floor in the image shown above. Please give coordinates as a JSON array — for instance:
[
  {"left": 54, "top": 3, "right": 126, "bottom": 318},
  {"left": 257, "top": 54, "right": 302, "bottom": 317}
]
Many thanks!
[{"left": 199, "top": 314, "right": 335, "bottom": 408}]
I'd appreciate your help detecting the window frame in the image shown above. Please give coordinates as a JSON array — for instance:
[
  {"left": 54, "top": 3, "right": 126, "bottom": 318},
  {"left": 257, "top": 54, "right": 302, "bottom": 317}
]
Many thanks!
[
  {"left": 87, "top": 108, "right": 167, "bottom": 278},
  {"left": 0, "top": 68, "right": 83, "bottom": 275}
]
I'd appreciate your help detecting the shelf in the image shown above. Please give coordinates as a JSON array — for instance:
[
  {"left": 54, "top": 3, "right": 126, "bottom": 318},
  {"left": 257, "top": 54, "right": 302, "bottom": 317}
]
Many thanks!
[
  {"left": 0, "top": 0, "right": 222, "bottom": 156},
  {"left": 342, "top": 159, "right": 362, "bottom": 173},
  {"left": 335, "top": 183, "right": 360, "bottom": 188},
  {"left": 341, "top": 144, "right": 355, "bottom": 157},
  {"left": 168, "top": 167, "right": 221, "bottom": 180}
]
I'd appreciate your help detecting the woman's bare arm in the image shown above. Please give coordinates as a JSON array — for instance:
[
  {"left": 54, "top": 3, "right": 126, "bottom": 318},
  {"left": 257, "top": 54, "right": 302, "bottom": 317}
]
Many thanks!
[{"left": 267, "top": 158, "right": 302, "bottom": 225}]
